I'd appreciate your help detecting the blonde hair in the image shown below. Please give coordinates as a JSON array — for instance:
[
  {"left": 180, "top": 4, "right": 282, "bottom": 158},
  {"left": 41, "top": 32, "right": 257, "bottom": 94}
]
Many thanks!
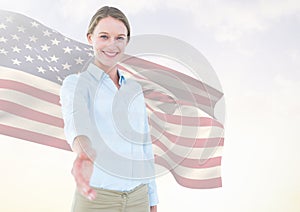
[{"left": 87, "top": 6, "right": 130, "bottom": 42}]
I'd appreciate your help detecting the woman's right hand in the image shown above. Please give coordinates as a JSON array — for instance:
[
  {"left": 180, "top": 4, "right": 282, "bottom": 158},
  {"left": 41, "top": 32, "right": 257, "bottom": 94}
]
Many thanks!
[{"left": 71, "top": 136, "right": 97, "bottom": 200}]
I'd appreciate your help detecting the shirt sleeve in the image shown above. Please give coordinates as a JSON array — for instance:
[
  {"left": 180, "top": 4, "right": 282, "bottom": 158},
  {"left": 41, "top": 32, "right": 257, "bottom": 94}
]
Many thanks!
[{"left": 60, "top": 74, "right": 94, "bottom": 147}]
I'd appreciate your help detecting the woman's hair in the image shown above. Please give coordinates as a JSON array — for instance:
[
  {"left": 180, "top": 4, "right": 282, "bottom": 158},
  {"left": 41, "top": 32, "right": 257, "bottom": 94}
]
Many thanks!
[{"left": 87, "top": 6, "right": 131, "bottom": 42}]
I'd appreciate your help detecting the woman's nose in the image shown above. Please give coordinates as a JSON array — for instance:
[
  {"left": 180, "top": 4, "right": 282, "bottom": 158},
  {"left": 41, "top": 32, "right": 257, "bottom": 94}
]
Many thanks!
[{"left": 106, "top": 37, "right": 118, "bottom": 46}]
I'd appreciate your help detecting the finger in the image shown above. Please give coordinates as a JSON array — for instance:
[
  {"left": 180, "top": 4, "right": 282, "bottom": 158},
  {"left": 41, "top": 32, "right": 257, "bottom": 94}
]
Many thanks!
[
  {"left": 86, "top": 188, "right": 97, "bottom": 200},
  {"left": 78, "top": 183, "right": 96, "bottom": 200}
]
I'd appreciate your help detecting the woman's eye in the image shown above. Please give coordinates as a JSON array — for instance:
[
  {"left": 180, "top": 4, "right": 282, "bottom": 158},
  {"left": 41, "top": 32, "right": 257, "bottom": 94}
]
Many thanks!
[{"left": 100, "top": 35, "right": 108, "bottom": 39}]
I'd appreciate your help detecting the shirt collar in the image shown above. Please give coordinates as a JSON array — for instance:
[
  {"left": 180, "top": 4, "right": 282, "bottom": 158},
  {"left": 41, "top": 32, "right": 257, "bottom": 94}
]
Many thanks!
[
  {"left": 87, "top": 63, "right": 103, "bottom": 81},
  {"left": 87, "top": 62, "right": 126, "bottom": 85}
]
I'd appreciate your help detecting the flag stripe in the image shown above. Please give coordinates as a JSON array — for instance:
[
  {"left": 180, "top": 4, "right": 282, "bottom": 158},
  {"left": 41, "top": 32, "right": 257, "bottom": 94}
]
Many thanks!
[
  {"left": 0, "top": 124, "right": 71, "bottom": 151},
  {"left": 154, "top": 146, "right": 222, "bottom": 168},
  {"left": 150, "top": 108, "right": 224, "bottom": 127},
  {"left": 154, "top": 155, "right": 221, "bottom": 179},
  {"left": 0, "top": 99, "right": 63, "bottom": 127},
  {"left": 0, "top": 66, "right": 60, "bottom": 94},
  {"left": 153, "top": 139, "right": 223, "bottom": 160},
  {"left": 0, "top": 88, "right": 62, "bottom": 117},
  {"left": 121, "top": 56, "right": 223, "bottom": 100},
  {"left": 151, "top": 130, "right": 224, "bottom": 148},
  {"left": 0, "top": 111, "right": 65, "bottom": 139},
  {"left": 0, "top": 79, "right": 60, "bottom": 105},
  {"left": 120, "top": 64, "right": 219, "bottom": 109},
  {"left": 149, "top": 114, "right": 224, "bottom": 139}
]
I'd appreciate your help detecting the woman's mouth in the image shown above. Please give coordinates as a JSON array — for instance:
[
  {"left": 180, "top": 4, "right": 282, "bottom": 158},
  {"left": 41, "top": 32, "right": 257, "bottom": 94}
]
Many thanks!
[{"left": 102, "top": 51, "right": 118, "bottom": 57}]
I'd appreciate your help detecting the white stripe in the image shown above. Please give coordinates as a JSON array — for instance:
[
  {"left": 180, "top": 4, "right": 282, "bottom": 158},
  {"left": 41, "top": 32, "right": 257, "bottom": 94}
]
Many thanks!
[
  {"left": 149, "top": 114, "right": 223, "bottom": 138},
  {"left": 0, "top": 89, "right": 62, "bottom": 118},
  {"left": 0, "top": 111, "right": 65, "bottom": 140},
  {"left": 146, "top": 98, "right": 213, "bottom": 118},
  {"left": 151, "top": 129, "right": 223, "bottom": 159},
  {"left": 154, "top": 158, "right": 221, "bottom": 179},
  {"left": 0, "top": 66, "right": 60, "bottom": 95},
  {"left": 173, "top": 164, "right": 221, "bottom": 179},
  {"left": 119, "top": 63, "right": 220, "bottom": 102}
]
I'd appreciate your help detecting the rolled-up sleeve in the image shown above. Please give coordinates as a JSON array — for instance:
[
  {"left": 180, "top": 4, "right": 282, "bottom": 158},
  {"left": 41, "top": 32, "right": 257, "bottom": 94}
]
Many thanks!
[
  {"left": 60, "top": 74, "right": 94, "bottom": 147},
  {"left": 60, "top": 75, "right": 79, "bottom": 146}
]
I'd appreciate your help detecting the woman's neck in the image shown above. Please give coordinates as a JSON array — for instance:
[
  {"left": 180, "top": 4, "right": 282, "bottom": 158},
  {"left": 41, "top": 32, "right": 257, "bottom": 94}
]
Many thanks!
[{"left": 93, "top": 59, "right": 120, "bottom": 89}]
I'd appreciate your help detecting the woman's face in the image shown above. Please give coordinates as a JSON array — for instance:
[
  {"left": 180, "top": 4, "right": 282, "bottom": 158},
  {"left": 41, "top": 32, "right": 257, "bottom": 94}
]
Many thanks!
[{"left": 88, "top": 16, "right": 128, "bottom": 71}]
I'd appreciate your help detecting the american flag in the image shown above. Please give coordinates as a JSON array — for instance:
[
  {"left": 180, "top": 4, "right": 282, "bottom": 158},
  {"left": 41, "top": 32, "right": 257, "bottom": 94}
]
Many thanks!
[{"left": 0, "top": 10, "right": 224, "bottom": 189}]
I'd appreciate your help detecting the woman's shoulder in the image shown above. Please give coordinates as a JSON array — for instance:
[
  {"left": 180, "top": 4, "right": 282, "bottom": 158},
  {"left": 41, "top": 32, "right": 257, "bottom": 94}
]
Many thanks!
[{"left": 61, "top": 74, "right": 80, "bottom": 93}]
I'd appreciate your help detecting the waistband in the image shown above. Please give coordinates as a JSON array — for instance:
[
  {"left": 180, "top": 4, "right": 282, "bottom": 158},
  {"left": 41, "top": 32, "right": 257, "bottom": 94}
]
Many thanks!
[{"left": 91, "top": 184, "right": 147, "bottom": 196}]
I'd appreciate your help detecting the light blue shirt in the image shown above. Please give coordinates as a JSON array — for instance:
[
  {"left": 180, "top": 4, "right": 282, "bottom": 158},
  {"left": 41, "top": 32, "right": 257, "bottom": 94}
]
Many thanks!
[{"left": 60, "top": 63, "right": 158, "bottom": 206}]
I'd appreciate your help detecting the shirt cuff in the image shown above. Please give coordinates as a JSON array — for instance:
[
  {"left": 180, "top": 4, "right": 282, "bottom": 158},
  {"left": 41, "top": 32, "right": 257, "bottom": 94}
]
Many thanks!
[
  {"left": 147, "top": 181, "right": 159, "bottom": 206},
  {"left": 149, "top": 191, "right": 159, "bottom": 206}
]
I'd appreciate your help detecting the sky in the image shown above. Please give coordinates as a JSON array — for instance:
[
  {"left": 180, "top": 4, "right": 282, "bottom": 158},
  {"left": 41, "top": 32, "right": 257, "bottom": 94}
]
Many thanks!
[{"left": 1, "top": 0, "right": 300, "bottom": 211}]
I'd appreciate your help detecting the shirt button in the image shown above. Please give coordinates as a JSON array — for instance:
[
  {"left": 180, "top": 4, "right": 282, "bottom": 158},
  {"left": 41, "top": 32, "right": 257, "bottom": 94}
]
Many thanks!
[{"left": 122, "top": 193, "right": 128, "bottom": 199}]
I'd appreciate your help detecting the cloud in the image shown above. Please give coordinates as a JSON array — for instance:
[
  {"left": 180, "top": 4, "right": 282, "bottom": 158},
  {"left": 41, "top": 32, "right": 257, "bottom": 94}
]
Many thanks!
[{"left": 4, "top": 0, "right": 299, "bottom": 43}]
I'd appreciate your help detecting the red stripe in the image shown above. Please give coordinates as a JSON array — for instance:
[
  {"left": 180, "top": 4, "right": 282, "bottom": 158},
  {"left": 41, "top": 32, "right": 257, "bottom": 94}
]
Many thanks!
[
  {"left": 0, "top": 124, "right": 71, "bottom": 151},
  {"left": 154, "top": 139, "right": 221, "bottom": 168},
  {"left": 154, "top": 140, "right": 221, "bottom": 168},
  {"left": 150, "top": 118, "right": 224, "bottom": 148},
  {"left": 148, "top": 106, "right": 224, "bottom": 127},
  {"left": 143, "top": 89, "right": 215, "bottom": 107},
  {"left": 0, "top": 99, "right": 64, "bottom": 128},
  {"left": 121, "top": 56, "right": 224, "bottom": 99},
  {"left": 155, "top": 156, "right": 222, "bottom": 188},
  {"left": 0, "top": 79, "right": 60, "bottom": 105},
  {"left": 119, "top": 64, "right": 218, "bottom": 108}
]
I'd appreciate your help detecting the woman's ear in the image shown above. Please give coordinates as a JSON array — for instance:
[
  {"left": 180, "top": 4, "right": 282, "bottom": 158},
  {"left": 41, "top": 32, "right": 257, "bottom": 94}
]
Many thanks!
[{"left": 87, "top": 33, "right": 93, "bottom": 45}]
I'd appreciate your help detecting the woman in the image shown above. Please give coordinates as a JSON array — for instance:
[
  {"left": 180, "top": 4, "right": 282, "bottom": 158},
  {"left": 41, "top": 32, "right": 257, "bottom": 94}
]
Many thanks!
[{"left": 60, "top": 6, "right": 158, "bottom": 212}]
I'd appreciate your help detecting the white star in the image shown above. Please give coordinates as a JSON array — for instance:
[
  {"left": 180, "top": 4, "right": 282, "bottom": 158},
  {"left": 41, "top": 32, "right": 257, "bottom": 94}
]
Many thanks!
[
  {"left": 88, "top": 52, "right": 94, "bottom": 57},
  {"left": 11, "top": 34, "right": 20, "bottom": 41},
  {"left": 0, "top": 36, "right": 8, "bottom": 43},
  {"left": 6, "top": 16, "right": 13, "bottom": 23},
  {"left": 48, "top": 66, "right": 54, "bottom": 72},
  {"left": 17, "top": 26, "right": 25, "bottom": 33},
  {"left": 54, "top": 67, "right": 60, "bottom": 72},
  {"left": 57, "top": 76, "right": 63, "bottom": 82},
  {"left": 50, "top": 55, "right": 59, "bottom": 62},
  {"left": 31, "top": 21, "right": 39, "bottom": 28},
  {"left": 84, "top": 47, "right": 93, "bottom": 51},
  {"left": 0, "top": 48, "right": 8, "bottom": 55},
  {"left": 64, "top": 37, "right": 70, "bottom": 42},
  {"left": 25, "top": 55, "right": 34, "bottom": 63},
  {"left": 41, "top": 44, "right": 50, "bottom": 51},
  {"left": 43, "top": 30, "right": 52, "bottom": 37},
  {"left": 75, "top": 57, "right": 84, "bottom": 64},
  {"left": 75, "top": 46, "right": 82, "bottom": 51},
  {"left": 25, "top": 44, "right": 32, "bottom": 50},
  {"left": 63, "top": 46, "right": 73, "bottom": 54},
  {"left": 12, "top": 58, "right": 21, "bottom": 65},
  {"left": 51, "top": 38, "right": 60, "bottom": 46},
  {"left": 29, "top": 35, "right": 38, "bottom": 42},
  {"left": 37, "top": 66, "right": 46, "bottom": 73},
  {"left": 45, "top": 58, "right": 51, "bottom": 63},
  {"left": 12, "top": 46, "right": 21, "bottom": 53},
  {"left": 62, "top": 62, "right": 71, "bottom": 70},
  {"left": 0, "top": 23, "right": 7, "bottom": 30},
  {"left": 36, "top": 55, "right": 44, "bottom": 61}
]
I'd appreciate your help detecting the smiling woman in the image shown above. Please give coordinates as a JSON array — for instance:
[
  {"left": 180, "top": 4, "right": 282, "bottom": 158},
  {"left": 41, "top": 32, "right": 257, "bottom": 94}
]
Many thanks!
[
  {"left": 59, "top": 6, "right": 158, "bottom": 212},
  {"left": 87, "top": 12, "right": 129, "bottom": 75}
]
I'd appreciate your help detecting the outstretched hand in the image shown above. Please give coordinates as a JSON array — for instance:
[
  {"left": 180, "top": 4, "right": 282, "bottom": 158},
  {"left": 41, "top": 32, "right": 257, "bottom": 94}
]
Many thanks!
[
  {"left": 72, "top": 151, "right": 96, "bottom": 200},
  {"left": 71, "top": 136, "right": 97, "bottom": 200}
]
